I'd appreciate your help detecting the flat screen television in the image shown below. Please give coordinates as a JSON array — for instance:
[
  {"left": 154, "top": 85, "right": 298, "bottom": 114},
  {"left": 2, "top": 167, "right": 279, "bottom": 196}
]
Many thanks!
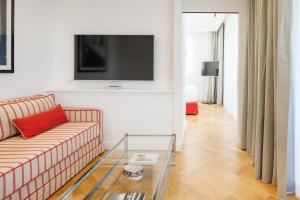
[
  {"left": 74, "top": 35, "right": 154, "bottom": 80},
  {"left": 201, "top": 61, "right": 219, "bottom": 76}
]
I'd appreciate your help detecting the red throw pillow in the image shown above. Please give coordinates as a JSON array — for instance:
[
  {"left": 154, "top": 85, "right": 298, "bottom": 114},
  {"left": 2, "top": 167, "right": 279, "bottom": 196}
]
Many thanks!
[{"left": 13, "top": 105, "right": 69, "bottom": 139}]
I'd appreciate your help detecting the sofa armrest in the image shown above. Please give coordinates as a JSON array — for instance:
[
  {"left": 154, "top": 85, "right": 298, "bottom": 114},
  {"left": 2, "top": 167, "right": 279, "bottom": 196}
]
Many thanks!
[{"left": 63, "top": 107, "right": 103, "bottom": 123}]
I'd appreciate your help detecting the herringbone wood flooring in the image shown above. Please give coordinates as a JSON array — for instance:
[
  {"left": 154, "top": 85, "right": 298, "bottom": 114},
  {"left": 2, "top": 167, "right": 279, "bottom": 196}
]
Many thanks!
[
  {"left": 165, "top": 104, "right": 278, "bottom": 200},
  {"left": 50, "top": 103, "right": 298, "bottom": 200}
]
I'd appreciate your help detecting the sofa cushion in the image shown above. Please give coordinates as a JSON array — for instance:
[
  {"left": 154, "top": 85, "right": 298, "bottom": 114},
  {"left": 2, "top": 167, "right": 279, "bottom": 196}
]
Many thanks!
[
  {"left": 5, "top": 139, "right": 103, "bottom": 200},
  {"left": 0, "top": 94, "right": 55, "bottom": 141},
  {"left": 13, "top": 105, "right": 68, "bottom": 139},
  {"left": 0, "top": 122, "right": 101, "bottom": 198}
]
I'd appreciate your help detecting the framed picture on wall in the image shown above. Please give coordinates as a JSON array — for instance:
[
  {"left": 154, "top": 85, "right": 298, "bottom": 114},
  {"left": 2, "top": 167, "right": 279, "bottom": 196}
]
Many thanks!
[{"left": 0, "top": 0, "right": 14, "bottom": 73}]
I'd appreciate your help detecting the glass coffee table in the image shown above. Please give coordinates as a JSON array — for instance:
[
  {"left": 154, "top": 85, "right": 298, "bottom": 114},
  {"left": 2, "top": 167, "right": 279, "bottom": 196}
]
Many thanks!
[{"left": 59, "top": 134, "right": 176, "bottom": 200}]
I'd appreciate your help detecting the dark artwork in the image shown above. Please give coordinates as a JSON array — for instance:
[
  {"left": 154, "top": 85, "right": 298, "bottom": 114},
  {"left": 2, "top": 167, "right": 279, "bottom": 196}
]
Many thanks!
[
  {"left": 0, "top": 0, "right": 7, "bottom": 66},
  {"left": 0, "top": 0, "right": 14, "bottom": 73}
]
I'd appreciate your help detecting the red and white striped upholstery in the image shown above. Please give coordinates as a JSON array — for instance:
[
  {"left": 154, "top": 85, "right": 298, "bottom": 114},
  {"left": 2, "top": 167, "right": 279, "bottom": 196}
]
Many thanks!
[
  {"left": 63, "top": 107, "right": 102, "bottom": 123},
  {"left": 0, "top": 94, "right": 56, "bottom": 141},
  {"left": 5, "top": 139, "right": 103, "bottom": 200},
  {"left": 0, "top": 121, "right": 103, "bottom": 199},
  {"left": 0, "top": 95, "right": 54, "bottom": 105},
  {"left": 0, "top": 94, "right": 104, "bottom": 199}
]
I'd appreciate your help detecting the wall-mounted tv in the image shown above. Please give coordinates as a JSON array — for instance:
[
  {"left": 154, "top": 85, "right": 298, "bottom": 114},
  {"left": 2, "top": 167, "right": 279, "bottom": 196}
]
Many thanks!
[
  {"left": 74, "top": 35, "right": 154, "bottom": 80},
  {"left": 201, "top": 61, "right": 219, "bottom": 76}
]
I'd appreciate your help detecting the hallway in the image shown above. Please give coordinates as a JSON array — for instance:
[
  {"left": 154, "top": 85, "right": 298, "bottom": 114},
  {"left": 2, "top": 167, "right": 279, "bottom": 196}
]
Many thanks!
[{"left": 165, "top": 103, "right": 277, "bottom": 200}]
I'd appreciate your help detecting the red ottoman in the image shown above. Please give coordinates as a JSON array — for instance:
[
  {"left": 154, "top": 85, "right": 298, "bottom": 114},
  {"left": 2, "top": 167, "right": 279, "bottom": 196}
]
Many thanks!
[{"left": 186, "top": 102, "right": 198, "bottom": 115}]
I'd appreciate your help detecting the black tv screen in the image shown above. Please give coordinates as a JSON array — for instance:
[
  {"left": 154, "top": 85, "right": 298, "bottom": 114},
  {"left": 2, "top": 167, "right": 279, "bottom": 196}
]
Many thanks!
[
  {"left": 201, "top": 61, "right": 219, "bottom": 76},
  {"left": 74, "top": 35, "right": 154, "bottom": 80}
]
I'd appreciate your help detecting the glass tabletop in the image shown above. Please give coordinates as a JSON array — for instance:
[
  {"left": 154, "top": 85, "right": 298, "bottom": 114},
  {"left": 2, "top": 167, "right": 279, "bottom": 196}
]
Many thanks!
[{"left": 59, "top": 134, "right": 176, "bottom": 200}]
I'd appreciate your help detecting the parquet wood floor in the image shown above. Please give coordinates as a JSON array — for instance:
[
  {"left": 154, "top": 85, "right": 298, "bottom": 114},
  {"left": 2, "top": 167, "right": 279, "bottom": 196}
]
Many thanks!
[
  {"left": 50, "top": 103, "right": 298, "bottom": 200},
  {"left": 165, "top": 104, "right": 278, "bottom": 200}
]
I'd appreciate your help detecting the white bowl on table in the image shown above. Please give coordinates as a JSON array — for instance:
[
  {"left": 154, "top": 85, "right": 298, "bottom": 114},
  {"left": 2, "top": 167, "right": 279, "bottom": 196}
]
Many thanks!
[{"left": 123, "top": 165, "right": 144, "bottom": 181}]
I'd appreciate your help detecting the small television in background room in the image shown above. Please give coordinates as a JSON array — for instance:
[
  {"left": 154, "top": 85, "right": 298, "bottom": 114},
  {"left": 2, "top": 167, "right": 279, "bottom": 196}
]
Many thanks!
[
  {"left": 74, "top": 35, "right": 154, "bottom": 81},
  {"left": 201, "top": 61, "right": 219, "bottom": 77}
]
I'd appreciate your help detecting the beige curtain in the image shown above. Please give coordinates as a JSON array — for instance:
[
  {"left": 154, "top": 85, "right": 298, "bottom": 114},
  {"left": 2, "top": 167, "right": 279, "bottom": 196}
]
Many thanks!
[
  {"left": 240, "top": 0, "right": 278, "bottom": 181},
  {"left": 204, "top": 28, "right": 224, "bottom": 105},
  {"left": 216, "top": 24, "right": 224, "bottom": 105},
  {"left": 240, "top": 0, "right": 291, "bottom": 198},
  {"left": 277, "top": 0, "right": 292, "bottom": 198},
  {"left": 203, "top": 32, "right": 218, "bottom": 104},
  {"left": 208, "top": 32, "right": 218, "bottom": 104}
]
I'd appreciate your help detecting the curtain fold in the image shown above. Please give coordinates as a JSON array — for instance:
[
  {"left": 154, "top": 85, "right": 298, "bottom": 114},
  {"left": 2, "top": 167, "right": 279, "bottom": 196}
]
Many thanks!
[
  {"left": 240, "top": 0, "right": 292, "bottom": 198},
  {"left": 241, "top": 0, "right": 296, "bottom": 198},
  {"left": 240, "top": 0, "right": 278, "bottom": 183},
  {"left": 216, "top": 24, "right": 224, "bottom": 106},
  {"left": 203, "top": 27, "right": 224, "bottom": 105},
  {"left": 212, "top": 32, "right": 218, "bottom": 61},
  {"left": 203, "top": 32, "right": 219, "bottom": 104},
  {"left": 293, "top": 0, "right": 300, "bottom": 195},
  {"left": 287, "top": 0, "right": 300, "bottom": 197},
  {"left": 276, "top": 0, "right": 292, "bottom": 198}
]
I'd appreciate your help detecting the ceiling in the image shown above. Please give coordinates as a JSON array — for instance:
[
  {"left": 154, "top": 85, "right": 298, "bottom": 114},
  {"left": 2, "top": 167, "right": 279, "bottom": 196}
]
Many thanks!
[{"left": 184, "top": 13, "right": 227, "bottom": 32}]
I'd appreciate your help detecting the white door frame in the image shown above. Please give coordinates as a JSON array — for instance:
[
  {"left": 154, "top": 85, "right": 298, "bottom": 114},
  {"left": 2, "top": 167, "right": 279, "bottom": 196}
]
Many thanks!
[{"left": 173, "top": 0, "right": 249, "bottom": 148}]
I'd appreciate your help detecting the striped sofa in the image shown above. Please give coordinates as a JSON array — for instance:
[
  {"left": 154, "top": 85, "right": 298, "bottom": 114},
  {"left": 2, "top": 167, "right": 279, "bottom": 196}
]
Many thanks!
[{"left": 0, "top": 94, "right": 104, "bottom": 200}]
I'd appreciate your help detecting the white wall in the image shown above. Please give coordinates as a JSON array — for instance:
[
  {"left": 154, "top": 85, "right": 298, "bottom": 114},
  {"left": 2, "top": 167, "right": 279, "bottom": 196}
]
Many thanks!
[
  {"left": 173, "top": 0, "right": 185, "bottom": 147},
  {"left": 0, "top": 0, "right": 54, "bottom": 100},
  {"left": 185, "top": 31, "right": 213, "bottom": 101},
  {"left": 47, "top": 0, "right": 176, "bottom": 148},
  {"left": 223, "top": 14, "right": 239, "bottom": 120},
  {"left": 50, "top": 0, "right": 173, "bottom": 90},
  {"left": 52, "top": 90, "right": 173, "bottom": 149}
]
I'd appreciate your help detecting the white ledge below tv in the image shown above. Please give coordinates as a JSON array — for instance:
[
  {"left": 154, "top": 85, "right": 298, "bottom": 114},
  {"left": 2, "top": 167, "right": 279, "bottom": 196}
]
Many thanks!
[{"left": 46, "top": 88, "right": 174, "bottom": 94}]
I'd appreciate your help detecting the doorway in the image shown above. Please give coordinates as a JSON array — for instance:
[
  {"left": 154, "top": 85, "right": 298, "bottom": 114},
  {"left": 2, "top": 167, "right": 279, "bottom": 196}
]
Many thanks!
[{"left": 184, "top": 13, "right": 239, "bottom": 121}]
